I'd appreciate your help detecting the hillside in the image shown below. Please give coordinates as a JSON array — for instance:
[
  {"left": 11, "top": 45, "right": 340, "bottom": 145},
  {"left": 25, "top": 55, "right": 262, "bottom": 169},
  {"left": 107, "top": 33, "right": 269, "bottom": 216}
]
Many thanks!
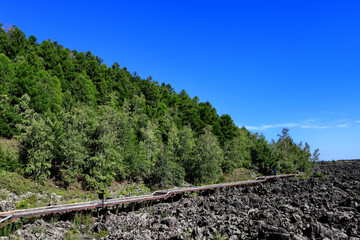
[{"left": 0, "top": 24, "right": 318, "bottom": 189}]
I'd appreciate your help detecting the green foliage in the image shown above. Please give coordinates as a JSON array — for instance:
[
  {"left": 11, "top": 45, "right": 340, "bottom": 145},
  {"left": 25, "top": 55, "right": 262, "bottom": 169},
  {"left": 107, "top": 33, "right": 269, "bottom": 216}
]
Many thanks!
[
  {"left": 32, "top": 70, "right": 63, "bottom": 113},
  {"left": 219, "top": 114, "right": 237, "bottom": 146},
  {"left": 193, "top": 126, "right": 223, "bottom": 185},
  {"left": 223, "top": 128, "right": 252, "bottom": 173},
  {"left": 312, "top": 172, "right": 325, "bottom": 178},
  {"left": 0, "top": 169, "right": 97, "bottom": 208},
  {"left": 177, "top": 125, "right": 196, "bottom": 182},
  {"left": 296, "top": 174, "right": 311, "bottom": 179},
  {"left": 64, "top": 230, "right": 80, "bottom": 240},
  {"left": 71, "top": 73, "right": 97, "bottom": 105},
  {"left": 138, "top": 121, "right": 161, "bottom": 178},
  {"left": 0, "top": 24, "right": 318, "bottom": 189},
  {"left": 16, "top": 95, "right": 55, "bottom": 183},
  {"left": 15, "top": 200, "right": 29, "bottom": 209},
  {"left": 116, "top": 183, "right": 149, "bottom": 197},
  {"left": 0, "top": 94, "right": 21, "bottom": 138},
  {"left": 191, "top": 192, "right": 198, "bottom": 197},
  {"left": 220, "top": 168, "right": 257, "bottom": 183},
  {"left": 0, "top": 221, "right": 22, "bottom": 237},
  {"left": 92, "top": 230, "right": 109, "bottom": 238},
  {"left": 251, "top": 134, "right": 277, "bottom": 175},
  {"left": 270, "top": 128, "right": 315, "bottom": 174},
  {"left": 0, "top": 170, "right": 44, "bottom": 195},
  {"left": 31, "top": 226, "right": 44, "bottom": 235},
  {"left": 214, "top": 231, "right": 227, "bottom": 240},
  {"left": 0, "top": 139, "right": 21, "bottom": 171},
  {"left": 73, "top": 213, "right": 92, "bottom": 234}
]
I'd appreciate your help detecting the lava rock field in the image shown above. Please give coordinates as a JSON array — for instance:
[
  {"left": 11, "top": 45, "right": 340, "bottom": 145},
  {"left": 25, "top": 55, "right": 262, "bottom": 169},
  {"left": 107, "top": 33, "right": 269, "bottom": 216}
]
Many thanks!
[{"left": 11, "top": 161, "right": 360, "bottom": 240}]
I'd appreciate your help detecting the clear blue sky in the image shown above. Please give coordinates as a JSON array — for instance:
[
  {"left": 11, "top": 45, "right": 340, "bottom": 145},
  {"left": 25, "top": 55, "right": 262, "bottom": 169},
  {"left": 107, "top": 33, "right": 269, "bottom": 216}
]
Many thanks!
[{"left": 2, "top": 0, "right": 359, "bottom": 160}]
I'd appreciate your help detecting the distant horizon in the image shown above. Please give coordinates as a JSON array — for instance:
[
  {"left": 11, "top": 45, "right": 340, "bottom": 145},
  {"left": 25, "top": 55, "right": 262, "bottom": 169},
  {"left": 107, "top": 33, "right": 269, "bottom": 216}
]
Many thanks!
[
  {"left": 319, "top": 158, "right": 360, "bottom": 162},
  {"left": 1, "top": 0, "right": 359, "bottom": 161}
]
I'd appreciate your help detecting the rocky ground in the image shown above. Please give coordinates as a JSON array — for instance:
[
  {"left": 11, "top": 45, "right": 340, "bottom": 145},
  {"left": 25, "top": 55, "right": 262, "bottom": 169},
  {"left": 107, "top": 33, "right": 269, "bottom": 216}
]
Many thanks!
[{"left": 4, "top": 161, "right": 360, "bottom": 239}]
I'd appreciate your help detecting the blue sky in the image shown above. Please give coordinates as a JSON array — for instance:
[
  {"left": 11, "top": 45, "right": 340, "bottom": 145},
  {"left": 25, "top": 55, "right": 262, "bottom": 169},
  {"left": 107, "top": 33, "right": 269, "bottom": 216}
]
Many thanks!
[{"left": 1, "top": 0, "right": 359, "bottom": 160}]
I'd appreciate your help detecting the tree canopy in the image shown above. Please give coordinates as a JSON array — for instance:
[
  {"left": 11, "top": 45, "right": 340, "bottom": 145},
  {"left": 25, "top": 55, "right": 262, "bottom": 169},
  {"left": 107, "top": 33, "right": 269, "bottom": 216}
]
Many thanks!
[{"left": 0, "top": 24, "right": 319, "bottom": 188}]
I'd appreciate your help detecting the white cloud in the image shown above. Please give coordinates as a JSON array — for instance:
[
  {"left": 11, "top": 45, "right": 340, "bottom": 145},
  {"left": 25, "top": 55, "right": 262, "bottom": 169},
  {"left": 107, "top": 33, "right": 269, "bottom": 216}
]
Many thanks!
[
  {"left": 336, "top": 123, "right": 351, "bottom": 128},
  {"left": 304, "top": 119, "right": 317, "bottom": 123},
  {"left": 300, "top": 124, "right": 329, "bottom": 129},
  {"left": 245, "top": 123, "right": 297, "bottom": 130},
  {"left": 245, "top": 125, "right": 273, "bottom": 130},
  {"left": 245, "top": 122, "right": 328, "bottom": 131},
  {"left": 243, "top": 117, "right": 357, "bottom": 131},
  {"left": 320, "top": 112, "right": 349, "bottom": 116},
  {"left": 335, "top": 119, "right": 352, "bottom": 123}
]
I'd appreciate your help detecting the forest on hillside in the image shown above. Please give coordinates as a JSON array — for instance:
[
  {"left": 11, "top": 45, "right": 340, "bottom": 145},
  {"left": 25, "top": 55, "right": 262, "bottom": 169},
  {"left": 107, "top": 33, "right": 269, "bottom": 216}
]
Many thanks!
[{"left": 0, "top": 24, "right": 320, "bottom": 189}]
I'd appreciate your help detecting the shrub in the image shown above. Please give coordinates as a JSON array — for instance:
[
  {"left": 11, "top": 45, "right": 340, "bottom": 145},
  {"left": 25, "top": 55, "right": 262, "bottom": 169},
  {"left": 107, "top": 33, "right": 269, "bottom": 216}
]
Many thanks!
[{"left": 15, "top": 200, "right": 29, "bottom": 209}]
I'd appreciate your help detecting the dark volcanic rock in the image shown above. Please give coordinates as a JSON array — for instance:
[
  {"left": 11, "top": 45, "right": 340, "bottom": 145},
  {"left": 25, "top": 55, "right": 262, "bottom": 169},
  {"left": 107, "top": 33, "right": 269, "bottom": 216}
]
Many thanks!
[{"left": 8, "top": 160, "right": 360, "bottom": 239}]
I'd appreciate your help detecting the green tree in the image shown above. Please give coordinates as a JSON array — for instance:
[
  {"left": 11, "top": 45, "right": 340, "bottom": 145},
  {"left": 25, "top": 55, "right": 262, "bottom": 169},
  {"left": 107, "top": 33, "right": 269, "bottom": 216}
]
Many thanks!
[
  {"left": 295, "top": 142, "right": 312, "bottom": 172},
  {"left": 0, "top": 140, "right": 21, "bottom": 172},
  {"left": 151, "top": 119, "right": 186, "bottom": 186},
  {"left": 271, "top": 128, "right": 296, "bottom": 173},
  {"left": 222, "top": 128, "right": 252, "bottom": 173},
  {"left": 70, "top": 73, "right": 97, "bottom": 105},
  {"left": 37, "top": 40, "right": 60, "bottom": 70},
  {"left": 0, "top": 95, "right": 21, "bottom": 137},
  {"left": 219, "top": 114, "right": 237, "bottom": 146},
  {"left": 0, "top": 53, "right": 14, "bottom": 94},
  {"left": 311, "top": 148, "right": 320, "bottom": 172},
  {"left": 5, "top": 25, "right": 27, "bottom": 59},
  {"left": 138, "top": 121, "right": 161, "bottom": 179},
  {"left": 193, "top": 126, "right": 223, "bottom": 185},
  {"left": 178, "top": 125, "right": 196, "bottom": 182},
  {"left": 270, "top": 128, "right": 314, "bottom": 174},
  {"left": 251, "top": 134, "right": 277, "bottom": 174},
  {"left": 32, "top": 70, "right": 63, "bottom": 113},
  {"left": 60, "top": 106, "right": 92, "bottom": 186},
  {"left": 16, "top": 95, "right": 55, "bottom": 182},
  {"left": 0, "top": 24, "right": 11, "bottom": 57},
  {"left": 84, "top": 105, "right": 126, "bottom": 188}
]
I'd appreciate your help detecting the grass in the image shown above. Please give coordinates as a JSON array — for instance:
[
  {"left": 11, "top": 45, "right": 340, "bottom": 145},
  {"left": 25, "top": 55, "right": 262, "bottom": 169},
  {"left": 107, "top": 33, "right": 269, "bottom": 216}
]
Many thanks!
[
  {"left": 214, "top": 231, "right": 227, "bottom": 240},
  {"left": 63, "top": 229, "right": 81, "bottom": 240},
  {"left": 0, "top": 170, "right": 97, "bottom": 209},
  {"left": 0, "top": 170, "right": 44, "bottom": 195},
  {"left": 63, "top": 212, "right": 94, "bottom": 239},
  {"left": 312, "top": 172, "right": 325, "bottom": 178},
  {"left": 0, "top": 221, "right": 22, "bottom": 237},
  {"left": 0, "top": 169, "right": 152, "bottom": 213},
  {"left": 115, "top": 181, "right": 150, "bottom": 197},
  {"left": 92, "top": 230, "right": 109, "bottom": 238},
  {"left": 73, "top": 212, "right": 93, "bottom": 234},
  {"left": 30, "top": 226, "right": 44, "bottom": 235},
  {"left": 0, "top": 189, "right": 8, "bottom": 200},
  {"left": 219, "top": 168, "right": 258, "bottom": 183},
  {"left": 295, "top": 174, "right": 311, "bottom": 179}
]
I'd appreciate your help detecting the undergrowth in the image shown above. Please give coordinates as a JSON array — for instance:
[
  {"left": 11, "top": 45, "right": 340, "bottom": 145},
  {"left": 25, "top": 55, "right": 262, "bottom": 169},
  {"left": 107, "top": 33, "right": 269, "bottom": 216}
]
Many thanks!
[
  {"left": 92, "top": 230, "right": 109, "bottom": 238},
  {"left": 312, "top": 172, "right": 325, "bottom": 178},
  {"left": 296, "top": 174, "right": 311, "bottom": 179},
  {"left": 116, "top": 182, "right": 150, "bottom": 197},
  {"left": 0, "top": 169, "right": 151, "bottom": 211},
  {"left": 219, "top": 168, "right": 258, "bottom": 183},
  {"left": 0, "top": 170, "right": 44, "bottom": 195},
  {"left": 0, "top": 221, "right": 22, "bottom": 237},
  {"left": 0, "top": 170, "right": 96, "bottom": 209}
]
